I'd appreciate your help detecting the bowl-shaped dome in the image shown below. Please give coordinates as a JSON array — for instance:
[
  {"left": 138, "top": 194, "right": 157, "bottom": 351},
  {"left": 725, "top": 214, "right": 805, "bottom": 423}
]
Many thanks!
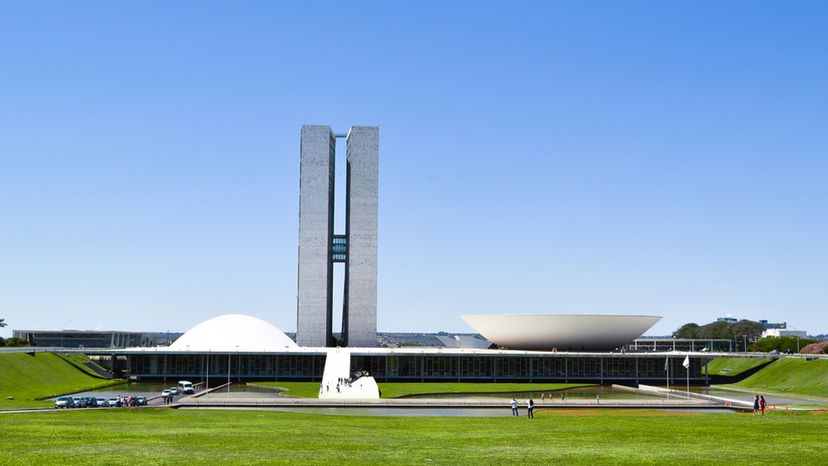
[
  {"left": 461, "top": 314, "right": 661, "bottom": 351},
  {"left": 170, "top": 314, "right": 297, "bottom": 351}
]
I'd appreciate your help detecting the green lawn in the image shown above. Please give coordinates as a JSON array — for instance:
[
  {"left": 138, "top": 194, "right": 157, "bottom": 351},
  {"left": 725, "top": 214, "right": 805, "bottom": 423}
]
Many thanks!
[
  {"left": 0, "top": 353, "right": 125, "bottom": 409},
  {"left": 727, "top": 357, "right": 828, "bottom": 398},
  {"left": 706, "top": 357, "right": 771, "bottom": 376},
  {"left": 377, "top": 382, "right": 592, "bottom": 398},
  {"left": 245, "top": 382, "right": 592, "bottom": 399},
  {"left": 0, "top": 409, "right": 824, "bottom": 464},
  {"left": 55, "top": 353, "right": 110, "bottom": 378}
]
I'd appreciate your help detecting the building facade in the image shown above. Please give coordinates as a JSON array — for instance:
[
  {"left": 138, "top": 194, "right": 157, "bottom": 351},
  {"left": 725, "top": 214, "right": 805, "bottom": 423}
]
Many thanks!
[
  {"left": 11, "top": 330, "right": 154, "bottom": 348},
  {"left": 115, "top": 349, "right": 708, "bottom": 385},
  {"left": 296, "top": 125, "right": 378, "bottom": 347}
]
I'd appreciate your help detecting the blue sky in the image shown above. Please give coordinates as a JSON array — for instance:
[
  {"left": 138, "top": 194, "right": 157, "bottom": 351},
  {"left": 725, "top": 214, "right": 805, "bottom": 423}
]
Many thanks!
[{"left": 1, "top": 1, "right": 827, "bottom": 338}]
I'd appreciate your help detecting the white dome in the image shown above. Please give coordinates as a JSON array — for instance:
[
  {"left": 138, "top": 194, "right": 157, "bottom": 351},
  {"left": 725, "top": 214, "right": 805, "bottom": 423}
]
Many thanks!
[{"left": 169, "top": 314, "right": 297, "bottom": 351}]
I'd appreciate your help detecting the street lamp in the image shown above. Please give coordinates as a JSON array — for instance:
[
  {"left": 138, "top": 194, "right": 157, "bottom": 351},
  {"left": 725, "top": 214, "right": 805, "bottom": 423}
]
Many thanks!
[{"left": 789, "top": 326, "right": 801, "bottom": 353}]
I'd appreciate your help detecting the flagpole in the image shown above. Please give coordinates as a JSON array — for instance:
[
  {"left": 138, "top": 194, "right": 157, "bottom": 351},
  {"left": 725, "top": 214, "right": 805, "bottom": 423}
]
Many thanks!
[{"left": 682, "top": 355, "right": 690, "bottom": 399}]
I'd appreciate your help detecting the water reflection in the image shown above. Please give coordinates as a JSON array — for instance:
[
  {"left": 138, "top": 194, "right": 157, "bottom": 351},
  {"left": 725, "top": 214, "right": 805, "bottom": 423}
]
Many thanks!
[{"left": 401, "top": 386, "right": 663, "bottom": 401}]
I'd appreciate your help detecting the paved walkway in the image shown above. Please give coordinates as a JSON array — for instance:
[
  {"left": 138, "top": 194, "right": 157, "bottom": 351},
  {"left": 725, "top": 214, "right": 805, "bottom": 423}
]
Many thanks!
[{"left": 175, "top": 396, "right": 730, "bottom": 410}]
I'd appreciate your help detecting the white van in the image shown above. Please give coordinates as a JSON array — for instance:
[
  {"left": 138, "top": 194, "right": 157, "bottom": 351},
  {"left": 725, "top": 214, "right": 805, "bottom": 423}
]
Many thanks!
[{"left": 178, "top": 380, "right": 194, "bottom": 394}]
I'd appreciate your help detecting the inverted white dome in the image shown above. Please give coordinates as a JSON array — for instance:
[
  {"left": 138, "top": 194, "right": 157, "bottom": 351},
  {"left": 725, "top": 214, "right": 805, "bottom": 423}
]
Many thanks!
[
  {"left": 462, "top": 314, "right": 661, "bottom": 351},
  {"left": 169, "top": 314, "right": 297, "bottom": 351}
]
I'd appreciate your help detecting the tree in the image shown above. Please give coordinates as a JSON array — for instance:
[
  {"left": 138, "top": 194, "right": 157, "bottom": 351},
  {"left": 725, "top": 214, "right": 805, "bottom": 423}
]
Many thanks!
[
  {"left": 673, "top": 319, "right": 765, "bottom": 342},
  {"left": 749, "top": 336, "right": 818, "bottom": 353},
  {"left": 730, "top": 320, "right": 764, "bottom": 340},
  {"left": 673, "top": 323, "right": 700, "bottom": 339},
  {"left": 2, "top": 337, "right": 28, "bottom": 347},
  {"left": 703, "top": 321, "right": 733, "bottom": 339},
  {"left": 800, "top": 341, "right": 828, "bottom": 354}
]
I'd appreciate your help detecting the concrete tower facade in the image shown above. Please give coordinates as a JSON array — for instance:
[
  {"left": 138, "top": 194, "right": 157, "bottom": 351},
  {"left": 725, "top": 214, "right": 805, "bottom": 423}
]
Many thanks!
[
  {"left": 296, "top": 125, "right": 378, "bottom": 347},
  {"left": 296, "top": 125, "right": 335, "bottom": 347},
  {"left": 343, "top": 127, "right": 379, "bottom": 347}
]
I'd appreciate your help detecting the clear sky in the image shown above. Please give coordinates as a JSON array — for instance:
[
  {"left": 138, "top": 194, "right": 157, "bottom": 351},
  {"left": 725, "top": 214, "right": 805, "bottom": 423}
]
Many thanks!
[{"left": 1, "top": 1, "right": 827, "bottom": 338}]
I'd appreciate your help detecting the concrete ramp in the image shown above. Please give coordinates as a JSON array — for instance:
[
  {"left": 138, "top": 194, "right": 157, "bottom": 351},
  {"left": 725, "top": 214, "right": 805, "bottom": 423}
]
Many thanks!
[{"left": 319, "top": 349, "right": 379, "bottom": 400}]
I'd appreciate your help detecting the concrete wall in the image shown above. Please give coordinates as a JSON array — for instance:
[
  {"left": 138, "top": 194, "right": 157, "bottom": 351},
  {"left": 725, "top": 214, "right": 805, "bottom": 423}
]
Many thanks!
[
  {"left": 296, "top": 125, "right": 335, "bottom": 347},
  {"left": 344, "top": 126, "right": 378, "bottom": 347}
]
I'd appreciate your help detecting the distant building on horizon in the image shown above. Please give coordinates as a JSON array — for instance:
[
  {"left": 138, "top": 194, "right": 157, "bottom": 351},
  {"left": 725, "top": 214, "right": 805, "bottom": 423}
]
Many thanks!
[
  {"left": 761, "top": 328, "right": 807, "bottom": 338},
  {"left": 296, "top": 125, "right": 378, "bottom": 348},
  {"left": 759, "top": 319, "right": 787, "bottom": 330},
  {"left": 10, "top": 329, "right": 167, "bottom": 348}
]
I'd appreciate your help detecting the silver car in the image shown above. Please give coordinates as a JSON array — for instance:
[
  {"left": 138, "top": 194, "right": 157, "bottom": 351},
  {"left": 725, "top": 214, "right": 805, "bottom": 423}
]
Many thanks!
[{"left": 54, "top": 396, "right": 74, "bottom": 409}]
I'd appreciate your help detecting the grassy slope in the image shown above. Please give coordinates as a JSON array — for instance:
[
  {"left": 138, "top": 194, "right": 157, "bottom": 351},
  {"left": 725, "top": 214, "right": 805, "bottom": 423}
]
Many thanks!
[
  {"left": 0, "top": 353, "right": 124, "bottom": 409},
  {"left": 377, "top": 382, "right": 592, "bottom": 398},
  {"left": 246, "top": 382, "right": 592, "bottom": 399},
  {"left": 706, "top": 357, "right": 771, "bottom": 376},
  {"left": 729, "top": 358, "right": 828, "bottom": 398},
  {"left": 0, "top": 409, "right": 825, "bottom": 465},
  {"left": 56, "top": 353, "right": 110, "bottom": 378}
]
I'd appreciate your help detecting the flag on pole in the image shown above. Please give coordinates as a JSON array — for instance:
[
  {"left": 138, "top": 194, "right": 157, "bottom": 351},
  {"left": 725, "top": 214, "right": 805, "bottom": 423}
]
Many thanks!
[{"left": 682, "top": 355, "right": 690, "bottom": 369}]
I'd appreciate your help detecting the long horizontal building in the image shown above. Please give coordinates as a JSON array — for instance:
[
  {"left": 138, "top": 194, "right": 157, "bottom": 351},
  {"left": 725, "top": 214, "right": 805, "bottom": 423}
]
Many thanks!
[
  {"left": 12, "top": 329, "right": 159, "bottom": 348},
  {"left": 92, "top": 347, "right": 708, "bottom": 385},
  {"left": 81, "top": 315, "right": 709, "bottom": 385}
]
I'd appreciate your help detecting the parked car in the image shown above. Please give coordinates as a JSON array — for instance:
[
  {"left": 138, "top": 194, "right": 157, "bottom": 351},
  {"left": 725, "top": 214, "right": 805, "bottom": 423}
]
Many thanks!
[
  {"left": 161, "top": 389, "right": 171, "bottom": 398},
  {"left": 85, "top": 397, "right": 98, "bottom": 407},
  {"left": 54, "top": 397, "right": 75, "bottom": 409},
  {"left": 135, "top": 396, "right": 147, "bottom": 406},
  {"left": 178, "top": 381, "right": 194, "bottom": 394},
  {"left": 108, "top": 397, "right": 119, "bottom": 407},
  {"left": 96, "top": 397, "right": 108, "bottom": 407},
  {"left": 72, "top": 397, "right": 85, "bottom": 408},
  {"left": 169, "top": 387, "right": 179, "bottom": 396}
]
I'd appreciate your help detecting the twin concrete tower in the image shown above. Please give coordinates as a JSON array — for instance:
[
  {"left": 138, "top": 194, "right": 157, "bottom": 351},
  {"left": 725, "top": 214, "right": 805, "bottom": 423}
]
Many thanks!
[{"left": 296, "top": 125, "right": 378, "bottom": 347}]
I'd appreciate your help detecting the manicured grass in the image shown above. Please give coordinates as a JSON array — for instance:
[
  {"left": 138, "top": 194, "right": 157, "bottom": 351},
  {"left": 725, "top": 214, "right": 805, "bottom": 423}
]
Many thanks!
[
  {"left": 0, "top": 409, "right": 825, "bottom": 464},
  {"left": 706, "top": 357, "right": 771, "bottom": 376},
  {"left": 55, "top": 353, "right": 110, "bottom": 378},
  {"left": 246, "top": 381, "right": 321, "bottom": 398},
  {"left": 377, "top": 382, "right": 593, "bottom": 398},
  {"left": 728, "top": 358, "right": 828, "bottom": 398},
  {"left": 0, "top": 353, "right": 125, "bottom": 409}
]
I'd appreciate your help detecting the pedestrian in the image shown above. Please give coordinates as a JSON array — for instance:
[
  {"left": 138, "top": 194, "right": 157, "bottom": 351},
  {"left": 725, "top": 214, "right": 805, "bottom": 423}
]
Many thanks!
[
  {"left": 527, "top": 399, "right": 534, "bottom": 419},
  {"left": 753, "top": 395, "right": 760, "bottom": 415},
  {"left": 596, "top": 394, "right": 600, "bottom": 404},
  {"left": 561, "top": 392, "right": 565, "bottom": 402},
  {"left": 540, "top": 392, "right": 544, "bottom": 403},
  {"left": 760, "top": 396, "right": 767, "bottom": 416},
  {"left": 326, "top": 384, "right": 329, "bottom": 393},
  {"left": 511, "top": 398, "right": 519, "bottom": 417}
]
